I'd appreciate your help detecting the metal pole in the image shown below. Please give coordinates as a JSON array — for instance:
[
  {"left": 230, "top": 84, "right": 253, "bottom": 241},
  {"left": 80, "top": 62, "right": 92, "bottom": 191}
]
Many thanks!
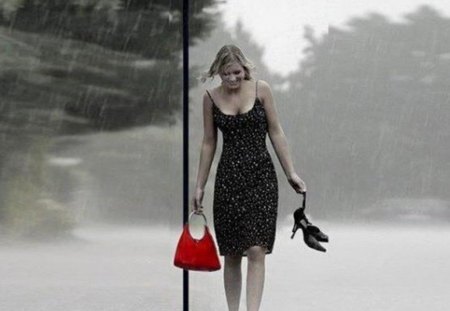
[{"left": 182, "top": 0, "right": 189, "bottom": 310}]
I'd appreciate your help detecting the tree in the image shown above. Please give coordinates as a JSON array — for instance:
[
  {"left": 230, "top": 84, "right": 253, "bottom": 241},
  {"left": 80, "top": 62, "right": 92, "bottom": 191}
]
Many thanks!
[
  {"left": 286, "top": 6, "right": 450, "bottom": 219},
  {"left": 0, "top": 0, "right": 220, "bottom": 232}
]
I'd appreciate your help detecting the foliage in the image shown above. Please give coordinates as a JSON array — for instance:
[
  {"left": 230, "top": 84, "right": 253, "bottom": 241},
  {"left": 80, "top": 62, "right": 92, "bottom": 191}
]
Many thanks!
[
  {"left": 0, "top": 0, "right": 219, "bottom": 231},
  {"left": 0, "top": 0, "right": 216, "bottom": 129},
  {"left": 286, "top": 5, "right": 450, "bottom": 218}
]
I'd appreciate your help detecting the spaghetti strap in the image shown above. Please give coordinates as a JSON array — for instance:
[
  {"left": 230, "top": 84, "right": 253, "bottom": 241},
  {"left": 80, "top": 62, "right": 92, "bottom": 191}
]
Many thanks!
[
  {"left": 255, "top": 80, "right": 259, "bottom": 99},
  {"left": 205, "top": 90, "right": 215, "bottom": 106}
]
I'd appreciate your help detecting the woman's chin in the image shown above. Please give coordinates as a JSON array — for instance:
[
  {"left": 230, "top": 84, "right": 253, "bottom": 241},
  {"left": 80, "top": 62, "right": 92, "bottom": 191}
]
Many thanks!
[{"left": 227, "top": 83, "right": 241, "bottom": 88}]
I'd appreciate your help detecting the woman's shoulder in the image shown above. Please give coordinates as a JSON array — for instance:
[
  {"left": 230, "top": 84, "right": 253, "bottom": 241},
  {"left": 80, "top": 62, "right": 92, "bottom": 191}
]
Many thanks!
[
  {"left": 256, "top": 80, "right": 272, "bottom": 101},
  {"left": 208, "top": 85, "right": 220, "bottom": 94},
  {"left": 257, "top": 79, "right": 271, "bottom": 89}
]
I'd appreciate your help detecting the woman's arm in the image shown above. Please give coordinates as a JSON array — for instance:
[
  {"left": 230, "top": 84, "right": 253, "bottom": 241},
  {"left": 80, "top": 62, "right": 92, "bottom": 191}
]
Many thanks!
[
  {"left": 259, "top": 80, "right": 304, "bottom": 188},
  {"left": 194, "top": 92, "right": 218, "bottom": 192}
]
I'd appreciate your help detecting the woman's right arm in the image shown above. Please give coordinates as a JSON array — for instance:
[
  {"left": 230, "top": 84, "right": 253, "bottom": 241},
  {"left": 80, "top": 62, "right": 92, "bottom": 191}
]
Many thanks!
[{"left": 192, "top": 93, "right": 218, "bottom": 211}]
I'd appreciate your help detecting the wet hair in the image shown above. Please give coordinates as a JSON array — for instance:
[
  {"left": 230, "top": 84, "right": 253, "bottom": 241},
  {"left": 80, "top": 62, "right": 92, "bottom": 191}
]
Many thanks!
[{"left": 199, "top": 44, "right": 256, "bottom": 83}]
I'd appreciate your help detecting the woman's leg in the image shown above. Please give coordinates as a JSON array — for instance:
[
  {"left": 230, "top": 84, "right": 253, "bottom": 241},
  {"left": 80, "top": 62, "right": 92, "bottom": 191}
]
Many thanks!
[
  {"left": 246, "top": 246, "right": 266, "bottom": 311},
  {"left": 224, "top": 254, "right": 243, "bottom": 311}
]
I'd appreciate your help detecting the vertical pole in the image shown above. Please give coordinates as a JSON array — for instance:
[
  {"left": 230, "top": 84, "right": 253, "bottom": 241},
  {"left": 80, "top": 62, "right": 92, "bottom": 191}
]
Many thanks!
[{"left": 182, "top": 0, "right": 189, "bottom": 310}]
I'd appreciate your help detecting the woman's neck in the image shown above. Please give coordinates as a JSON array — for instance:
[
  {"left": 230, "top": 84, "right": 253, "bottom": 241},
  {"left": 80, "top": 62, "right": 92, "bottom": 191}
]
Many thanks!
[{"left": 220, "top": 79, "right": 250, "bottom": 95}]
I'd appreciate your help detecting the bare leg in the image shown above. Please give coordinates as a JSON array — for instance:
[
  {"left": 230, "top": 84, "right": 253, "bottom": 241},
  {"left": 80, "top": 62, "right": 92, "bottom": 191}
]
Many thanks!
[
  {"left": 224, "top": 254, "right": 243, "bottom": 311},
  {"left": 246, "top": 246, "right": 266, "bottom": 311}
]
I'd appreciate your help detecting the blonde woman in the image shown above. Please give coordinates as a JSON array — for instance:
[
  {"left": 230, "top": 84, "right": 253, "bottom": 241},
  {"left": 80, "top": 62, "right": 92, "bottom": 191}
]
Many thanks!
[{"left": 191, "top": 44, "right": 306, "bottom": 311}]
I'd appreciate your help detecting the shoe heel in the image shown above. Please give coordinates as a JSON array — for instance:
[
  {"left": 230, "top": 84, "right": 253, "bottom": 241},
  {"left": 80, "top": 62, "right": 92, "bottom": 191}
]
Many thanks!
[{"left": 291, "top": 223, "right": 298, "bottom": 239}]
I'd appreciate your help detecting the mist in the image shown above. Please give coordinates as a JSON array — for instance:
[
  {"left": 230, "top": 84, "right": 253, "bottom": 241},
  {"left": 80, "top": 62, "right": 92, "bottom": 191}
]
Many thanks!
[{"left": 0, "top": 1, "right": 449, "bottom": 310}]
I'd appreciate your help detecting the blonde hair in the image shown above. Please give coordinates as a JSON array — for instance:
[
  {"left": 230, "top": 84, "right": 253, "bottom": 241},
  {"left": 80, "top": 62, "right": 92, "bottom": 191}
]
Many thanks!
[{"left": 199, "top": 44, "right": 256, "bottom": 83}]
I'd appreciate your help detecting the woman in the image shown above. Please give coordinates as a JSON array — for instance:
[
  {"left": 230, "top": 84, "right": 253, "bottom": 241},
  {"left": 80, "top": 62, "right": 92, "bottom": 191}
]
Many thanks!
[{"left": 191, "top": 44, "right": 306, "bottom": 311}]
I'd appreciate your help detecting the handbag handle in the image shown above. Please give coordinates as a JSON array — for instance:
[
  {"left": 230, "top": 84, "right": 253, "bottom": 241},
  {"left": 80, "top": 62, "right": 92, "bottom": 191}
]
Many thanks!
[
  {"left": 188, "top": 209, "right": 208, "bottom": 226},
  {"left": 187, "top": 209, "right": 209, "bottom": 241}
]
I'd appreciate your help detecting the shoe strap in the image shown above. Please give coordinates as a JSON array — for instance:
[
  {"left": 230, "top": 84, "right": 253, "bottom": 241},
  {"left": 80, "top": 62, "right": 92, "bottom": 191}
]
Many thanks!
[{"left": 300, "top": 193, "right": 312, "bottom": 224}]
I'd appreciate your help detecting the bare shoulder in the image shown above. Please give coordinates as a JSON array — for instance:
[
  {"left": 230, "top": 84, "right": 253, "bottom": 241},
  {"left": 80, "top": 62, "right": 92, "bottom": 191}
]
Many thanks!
[
  {"left": 202, "top": 90, "right": 214, "bottom": 108},
  {"left": 257, "top": 79, "right": 271, "bottom": 89},
  {"left": 202, "top": 90, "right": 210, "bottom": 100},
  {"left": 204, "top": 87, "right": 217, "bottom": 99},
  {"left": 257, "top": 80, "right": 273, "bottom": 103},
  {"left": 209, "top": 85, "right": 221, "bottom": 96}
]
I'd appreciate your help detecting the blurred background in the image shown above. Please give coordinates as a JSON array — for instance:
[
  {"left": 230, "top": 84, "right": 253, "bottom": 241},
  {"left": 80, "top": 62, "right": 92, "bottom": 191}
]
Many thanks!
[{"left": 0, "top": 0, "right": 449, "bottom": 310}]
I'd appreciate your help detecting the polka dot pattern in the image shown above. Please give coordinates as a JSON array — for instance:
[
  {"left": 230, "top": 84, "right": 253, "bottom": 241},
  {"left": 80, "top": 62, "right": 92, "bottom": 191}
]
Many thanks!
[{"left": 206, "top": 80, "right": 279, "bottom": 257}]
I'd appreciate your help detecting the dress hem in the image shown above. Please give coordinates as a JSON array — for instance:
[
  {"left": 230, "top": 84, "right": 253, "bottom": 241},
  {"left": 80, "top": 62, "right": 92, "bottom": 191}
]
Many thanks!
[{"left": 219, "top": 243, "right": 274, "bottom": 257}]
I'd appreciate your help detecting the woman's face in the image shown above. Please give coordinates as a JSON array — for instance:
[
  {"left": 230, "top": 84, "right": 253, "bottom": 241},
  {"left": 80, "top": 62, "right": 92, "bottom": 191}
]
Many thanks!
[{"left": 219, "top": 62, "right": 246, "bottom": 89}]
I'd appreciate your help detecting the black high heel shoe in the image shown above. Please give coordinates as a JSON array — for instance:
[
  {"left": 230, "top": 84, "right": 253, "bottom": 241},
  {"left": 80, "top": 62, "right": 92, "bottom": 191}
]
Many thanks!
[{"left": 291, "top": 192, "right": 329, "bottom": 252}]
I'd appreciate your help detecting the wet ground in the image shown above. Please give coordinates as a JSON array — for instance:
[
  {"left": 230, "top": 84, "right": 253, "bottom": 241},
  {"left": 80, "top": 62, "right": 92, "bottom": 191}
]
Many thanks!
[{"left": 1, "top": 221, "right": 449, "bottom": 310}]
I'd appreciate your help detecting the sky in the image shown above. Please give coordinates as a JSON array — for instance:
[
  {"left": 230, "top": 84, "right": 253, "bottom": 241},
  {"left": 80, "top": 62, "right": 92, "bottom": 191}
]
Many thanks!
[{"left": 217, "top": 0, "right": 450, "bottom": 77}]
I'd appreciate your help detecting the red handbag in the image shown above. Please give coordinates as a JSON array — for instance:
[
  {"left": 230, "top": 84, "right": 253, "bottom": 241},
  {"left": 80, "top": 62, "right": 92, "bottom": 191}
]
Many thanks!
[{"left": 173, "top": 210, "right": 221, "bottom": 271}]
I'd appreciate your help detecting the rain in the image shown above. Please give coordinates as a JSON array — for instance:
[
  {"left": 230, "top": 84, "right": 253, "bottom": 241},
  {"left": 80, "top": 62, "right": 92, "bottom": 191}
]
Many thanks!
[{"left": 1, "top": 1, "right": 450, "bottom": 310}]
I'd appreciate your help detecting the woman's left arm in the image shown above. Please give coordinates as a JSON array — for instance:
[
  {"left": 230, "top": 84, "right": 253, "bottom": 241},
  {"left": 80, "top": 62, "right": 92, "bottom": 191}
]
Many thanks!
[{"left": 259, "top": 80, "right": 306, "bottom": 192}]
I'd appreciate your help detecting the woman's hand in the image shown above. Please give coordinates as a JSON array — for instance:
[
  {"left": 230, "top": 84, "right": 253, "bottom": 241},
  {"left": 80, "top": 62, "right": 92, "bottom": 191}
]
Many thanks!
[
  {"left": 287, "top": 172, "right": 307, "bottom": 194},
  {"left": 191, "top": 187, "right": 205, "bottom": 214}
]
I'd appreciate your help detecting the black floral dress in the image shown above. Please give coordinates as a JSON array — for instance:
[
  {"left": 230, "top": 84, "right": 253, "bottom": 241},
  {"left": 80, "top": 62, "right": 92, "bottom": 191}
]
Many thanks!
[{"left": 206, "top": 80, "right": 279, "bottom": 256}]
